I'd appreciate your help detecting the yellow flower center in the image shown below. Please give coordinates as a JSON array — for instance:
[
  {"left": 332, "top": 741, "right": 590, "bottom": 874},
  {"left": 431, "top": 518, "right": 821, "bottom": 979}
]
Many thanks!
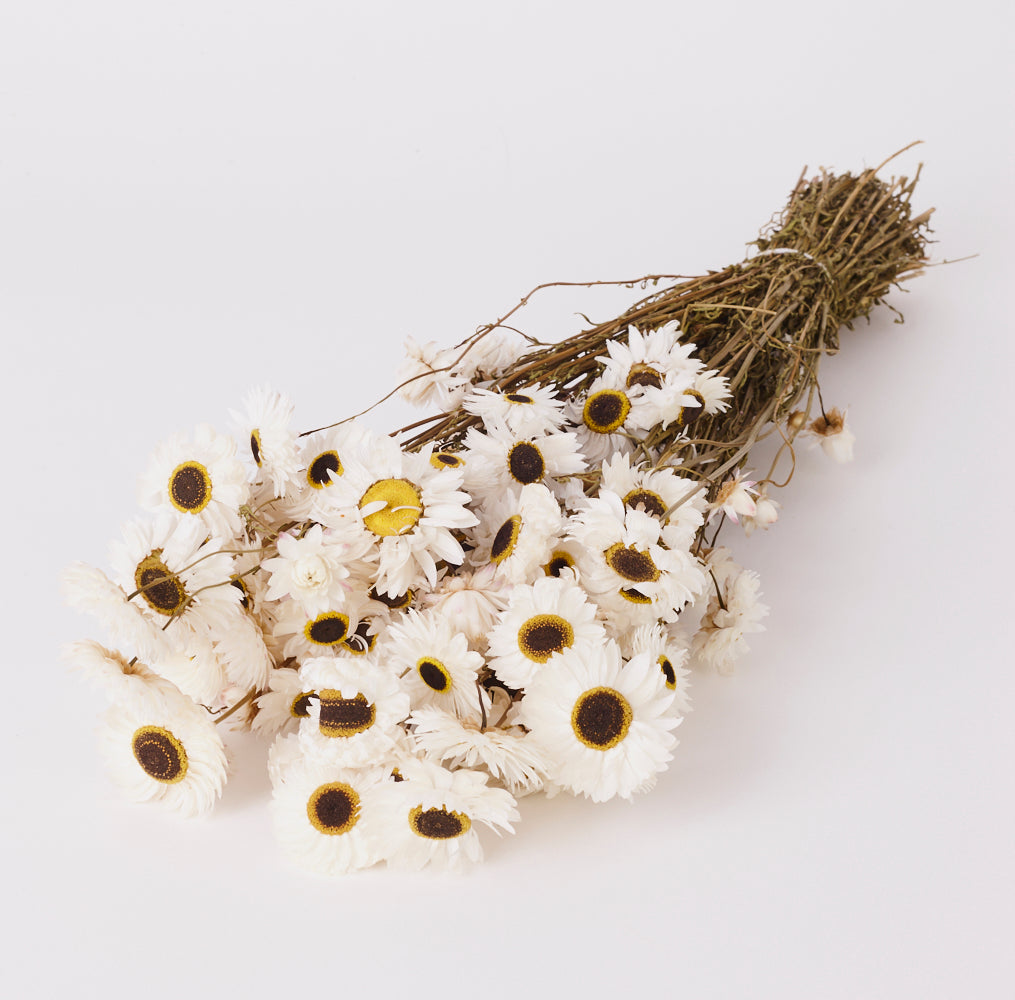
[{"left": 360, "top": 478, "right": 423, "bottom": 536}]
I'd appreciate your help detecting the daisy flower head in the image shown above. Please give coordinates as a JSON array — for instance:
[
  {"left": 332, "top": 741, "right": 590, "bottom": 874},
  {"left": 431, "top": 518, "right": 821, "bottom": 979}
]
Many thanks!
[
  {"left": 138, "top": 423, "right": 248, "bottom": 539},
  {"left": 597, "top": 323, "right": 703, "bottom": 428},
  {"left": 599, "top": 452, "right": 706, "bottom": 551},
  {"left": 470, "top": 483, "right": 564, "bottom": 585},
  {"left": 621, "top": 622, "right": 693, "bottom": 717},
  {"left": 463, "top": 384, "right": 567, "bottom": 438},
  {"left": 315, "top": 437, "right": 477, "bottom": 599},
  {"left": 569, "top": 491, "right": 706, "bottom": 628},
  {"left": 517, "top": 641, "right": 680, "bottom": 802},
  {"left": 270, "top": 756, "right": 389, "bottom": 876},
  {"left": 286, "top": 421, "right": 380, "bottom": 520},
  {"left": 108, "top": 515, "right": 243, "bottom": 639},
  {"left": 486, "top": 574, "right": 606, "bottom": 690},
  {"left": 272, "top": 589, "right": 375, "bottom": 662},
  {"left": 397, "top": 335, "right": 470, "bottom": 410},
  {"left": 297, "top": 657, "right": 411, "bottom": 768},
  {"left": 568, "top": 378, "right": 656, "bottom": 466},
  {"left": 687, "top": 369, "right": 732, "bottom": 421},
  {"left": 420, "top": 564, "right": 510, "bottom": 645},
  {"left": 253, "top": 668, "right": 319, "bottom": 739},
  {"left": 410, "top": 707, "right": 551, "bottom": 796},
  {"left": 63, "top": 640, "right": 180, "bottom": 715},
  {"left": 691, "top": 547, "right": 768, "bottom": 675},
  {"left": 97, "top": 680, "right": 228, "bottom": 817},
  {"left": 262, "top": 522, "right": 374, "bottom": 617},
  {"left": 462, "top": 419, "right": 586, "bottom": 505},
  {"left": 372, "top": 757, "right": 518, "bottom": 872},
  {"left": 808, "top": 407, "right": 855, "bottom": 463},
  {"left": 383, "top": 608, "right": 487, "bottom": 721},
  {"left": 229, "top": 384, "right": 301, "bottom": 498},
  {"left": 709, "top": 469, "right": 759, "bottom": 524}
]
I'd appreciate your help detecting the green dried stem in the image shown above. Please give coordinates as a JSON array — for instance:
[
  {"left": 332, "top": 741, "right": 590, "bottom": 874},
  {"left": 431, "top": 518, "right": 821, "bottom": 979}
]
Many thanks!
[{"left": 401, "top": 153, "right": 932, "bottom": 503}]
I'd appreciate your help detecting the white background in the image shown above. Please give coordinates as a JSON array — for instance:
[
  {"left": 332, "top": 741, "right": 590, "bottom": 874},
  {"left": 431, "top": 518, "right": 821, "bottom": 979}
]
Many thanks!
[{"left": 2, "top": 2, "right": 1013, "bottom": 997}]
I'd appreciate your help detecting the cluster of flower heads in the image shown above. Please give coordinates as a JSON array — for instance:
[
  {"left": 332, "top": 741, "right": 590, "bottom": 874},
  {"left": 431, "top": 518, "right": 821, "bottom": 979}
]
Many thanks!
[{"left": 63, "top": 321, "right": 855, "bottom": 875}]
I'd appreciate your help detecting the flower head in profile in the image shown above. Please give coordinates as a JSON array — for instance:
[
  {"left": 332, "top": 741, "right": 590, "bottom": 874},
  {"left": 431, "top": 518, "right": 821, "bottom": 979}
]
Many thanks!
[
  {"left": 808, "top": 407, "right": 855, "bottom": 463},
  {"left": 709, "top": 469, "right": 758, "bottom": 523}
]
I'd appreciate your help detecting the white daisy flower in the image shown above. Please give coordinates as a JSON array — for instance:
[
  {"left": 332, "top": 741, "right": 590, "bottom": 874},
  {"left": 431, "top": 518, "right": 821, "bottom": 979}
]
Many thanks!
[
  {"left": 620, "top": 623, "right": 693, "bottom": 717},
  {"left": 687, "top": 369, "right": 732, "bottom": 420},
  {"left": 152, "top": 632, "right": 228, "bottom": 707},
  {"left": 517, "top": 641, "right": 680, "bottom": 802},
  {"left": 486, "top": 575, "right": 606, "bottom": 690},
  {"left": 253, "top": 668, "right": 318, "bottom": 739},
  {"left": 315, "top": 437, "right": 477, "bottom": 599},
  {"left": 599, "top": 452, "right": 706, "bottom": 550},
  {"left": 808, "top": 407, "right": 855, "bottom": 463},
  {"left": 213, "top": 611, "right": 274, "bottom": 694},
  {"left": 108, "top": 516, "right": 242, "bottom": 637},
  {"left": 463, "top": 384, "right": 567, "bottom": 438},
  {"left": 230, "top": 384, "right": 301, "bottom": 498},
  {"left": 409, "top": 707, "right": 550, "bottom": 795},
  {"left": 97, "top": 681, "right": 228, "bottom": 817},
  {"left": 138, "top": 423, "right": 248, "bottom": 538},
  {"left": 462, "top": 420, "right": 586, "bottom": 502},
  {"left": 262, "top": 523, "right": 374, "bottom": 617},
  {"left": 383, "top": 609, "right": 487, "bottom": 721},
  {"left": 297, "top": 658, "right": 410, "bottom": 768},
  {"left": 397, "top": 335, "right": 470, "bottom": 409},
  {"left": 270, "top": 756, "right": 389, "bottom": 876},
  {"left": 272, "top": 591, "right": 375, "bottom": 662},
  {"left": 569, "top": 491, "right": 706, "bottom": 627},
  {"left": 290, "top": 421, "right": 381, "bottom": 517},
  {"left": 63, "top": 640, "right": 178, "bottom": 714},
  {"left": 597, "top": 323, "right": 702, "bottom": 428},
  {"left": 372, "top": 758, "right": 518, "bottom": 872},
  {"left": 568, "top": 379, "right": 656, "bottom": 466},
  {"left": 709, "top": 469, "right": 759, "bottom": 523},
  {"left": 691, "top": 547, "right": 768, "bottom": 674},
  {"left": 470, "top": 483, "right": 564, "bottom": 584},
  {"left": 420, "top": 564, "right": 510, "bottom": 646}
]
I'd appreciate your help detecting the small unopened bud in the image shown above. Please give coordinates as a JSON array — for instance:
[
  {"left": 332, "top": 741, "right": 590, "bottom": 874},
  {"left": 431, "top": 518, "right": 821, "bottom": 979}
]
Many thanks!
[
  {"left": 808, "top": 407, "right": 855, "bottom": 463},
  {"left": 788, "top": 410, "right": 807, "bottom": 431}
]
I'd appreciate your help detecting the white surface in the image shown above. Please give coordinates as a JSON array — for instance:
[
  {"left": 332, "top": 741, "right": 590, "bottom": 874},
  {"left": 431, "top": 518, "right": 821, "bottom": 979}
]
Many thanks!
[{"left": 2, "top": 2, "right": 1013, "bottom": 997}]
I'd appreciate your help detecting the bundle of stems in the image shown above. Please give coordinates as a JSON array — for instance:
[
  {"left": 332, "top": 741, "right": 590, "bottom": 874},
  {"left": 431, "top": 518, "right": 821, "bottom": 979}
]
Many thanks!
[{"left": 398, "top": 149, "right": 932, "bottom": 528}]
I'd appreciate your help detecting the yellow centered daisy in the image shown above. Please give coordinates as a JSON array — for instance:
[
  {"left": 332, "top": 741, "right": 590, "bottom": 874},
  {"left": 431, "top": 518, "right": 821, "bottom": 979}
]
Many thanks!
[
  {"left": 131, "top": 725, "right": 189, "bottom": 783},
  {"left": 416, "top": 657, "right": 452, "bottom": 693},
  {"left": 317, "top": 691, "right": 376, "bottom": 738},
  {"left": 507, "top": 442, "right": 545, "bottom": 485},
  {"left": 168, "top": 460, "right": 213, "bottom": 514},
  {"left": 676, "top": 389, "right": 706, "bottom": 427},
  {"left": 619, "top": 587, "right": 653, "bottom": 604},
  {"left": 360, "top": 478, "right": 423, "bottom": 536},
  {"left": 517, "top": 614, "right": 575, "bottom": 663},
  {"left": 307, "top": 449, "right": 342, "bottom": 488},
  {"left": 582, "top": 389, "right": 631, "bottom": 434},
  {"left": 604, "top": 542, "right": 661, "bottom": 583},
  {"left": 304, "top": 611, "right": 351, "bottom": 647},
  {"left": 250, "top": 429, "right": 263, "bottom": 466},
  {"left": 342, "top": 621, "right": 376, "bottom": 655},
  {"left": 408, "top": 804, "right": 472, "bottom": 840},
  {"left": 543, "top": 550, "right": 576, "bottom": 577},
  {"left": 289, "top": 691, "right": 317, "bottom": 718},
  {"left": 626, "top": 363, "right": 664, "bottom": 390},
  {"left": 430, "top": 452, "right": 466, "bottom": 470},
  {"left": 369, "top": 587, "right": 414, "bottom": 610},
  {"left": 570, "top": 686, "right": 633, "bottom": 750},
  {"left": 490, "top": 515, "right": 522, "bottom": 564},
  {"left": 622, "top": 488, "right": 667, "bottom": 518},
  {"left": 134, "top": 549, "right": 188, "bottom": 616},
  {"left": 658, "top": 655, "right": 677, "bottom": 690},
  {"left": 306, "top": 781, "right": 361, "bottom": 836}
]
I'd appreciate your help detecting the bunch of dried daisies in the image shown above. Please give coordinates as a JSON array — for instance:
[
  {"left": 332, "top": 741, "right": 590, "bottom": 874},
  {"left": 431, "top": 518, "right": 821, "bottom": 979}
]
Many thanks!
[{"left": 63, "top": 153, "right": 931, "bottom": 874}]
